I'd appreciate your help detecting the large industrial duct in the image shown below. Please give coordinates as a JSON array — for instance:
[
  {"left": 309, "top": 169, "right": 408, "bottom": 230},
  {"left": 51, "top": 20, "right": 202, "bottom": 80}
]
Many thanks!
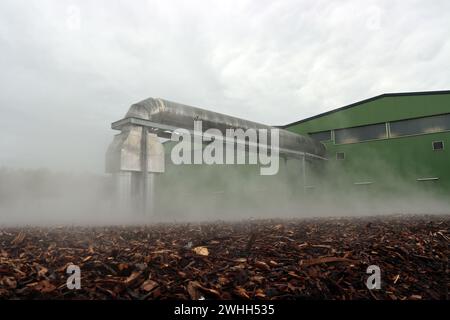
[
  {"left": 118, "top": 98, "right": 326, "bottom": 157},
  {"left": 106, "top": 98, "right": 326, "bottom": 215}
]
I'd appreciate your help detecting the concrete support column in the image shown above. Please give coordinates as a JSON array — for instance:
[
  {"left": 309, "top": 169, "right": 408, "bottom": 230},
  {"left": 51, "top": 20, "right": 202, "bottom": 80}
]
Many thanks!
[
  {"left": 114, "top": 171, "right": 132, "bottom": 212},
  {"left": 145, "top": 173, "right": 156, "bottom": 216}
]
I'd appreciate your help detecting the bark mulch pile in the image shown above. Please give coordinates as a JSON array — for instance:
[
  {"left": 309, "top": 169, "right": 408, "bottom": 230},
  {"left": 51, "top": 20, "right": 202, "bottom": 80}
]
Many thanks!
[{"left": 0, "top": 215, "right": 448, "bottom": 300}]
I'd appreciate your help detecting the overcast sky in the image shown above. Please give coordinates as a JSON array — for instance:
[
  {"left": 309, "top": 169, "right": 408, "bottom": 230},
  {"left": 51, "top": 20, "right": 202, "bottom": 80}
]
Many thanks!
[{"left": 1, "top": 0, "right": 449, "bottom": 172}]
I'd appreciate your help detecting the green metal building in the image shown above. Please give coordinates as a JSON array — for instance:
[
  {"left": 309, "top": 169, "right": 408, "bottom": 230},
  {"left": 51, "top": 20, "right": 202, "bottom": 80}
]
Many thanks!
[
  {"left": 283, "top": 90, "right": 450, "bottom": 197},
  {"left": 108, "top": 90, "right": 450, "bottom": 217}
]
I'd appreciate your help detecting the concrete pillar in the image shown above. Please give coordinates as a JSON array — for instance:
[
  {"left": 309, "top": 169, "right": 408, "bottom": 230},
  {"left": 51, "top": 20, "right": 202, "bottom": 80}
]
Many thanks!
[
  {"left": 106, "top": 126, "right": 164, "bottom": 217},
  {"left": 114, "top": 171, "right": 132, "bottom": 212},
  {"left": 144, "top": 173, "right": 156, "bottom": 216}
]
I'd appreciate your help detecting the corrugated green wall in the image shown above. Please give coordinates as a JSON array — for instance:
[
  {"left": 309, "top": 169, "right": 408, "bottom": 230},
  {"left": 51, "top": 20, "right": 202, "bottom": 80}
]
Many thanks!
[{"left": 286, "top": 92, "right": 450, "bottom": 195}]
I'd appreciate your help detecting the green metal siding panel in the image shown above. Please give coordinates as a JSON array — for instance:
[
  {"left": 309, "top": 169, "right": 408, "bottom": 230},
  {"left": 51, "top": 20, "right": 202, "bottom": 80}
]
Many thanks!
[
  {"left": 325, "top": 132, "right": 450, "bottom": 194},
  {"left": 287, "top": 93, "right": 450, "bottom": 134},
  {"left": 285, "top": 93, "right": 450, "bottom": 195}
]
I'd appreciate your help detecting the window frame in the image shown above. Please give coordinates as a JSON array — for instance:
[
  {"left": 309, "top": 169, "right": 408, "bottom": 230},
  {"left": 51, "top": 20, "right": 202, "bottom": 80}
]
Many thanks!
[
  {"left": 432, "top": 140, "right": 444, "bottom": 151},
  {"left": 334, "top": 122, "right": 388, "bottom": 145},
  {"left": 388, "top": 113, "right": 450, "bottom": 139},
  {"left": 308, "top": 130, "right": 332, "bottom": 142},
  {"left": 336, "top": 152, "right": 345, "bottom": 160}
]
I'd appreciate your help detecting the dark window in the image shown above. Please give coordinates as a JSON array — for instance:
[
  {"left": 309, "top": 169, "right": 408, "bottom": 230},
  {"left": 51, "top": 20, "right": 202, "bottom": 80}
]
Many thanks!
[
  {"left": 433, "top": 141, "right": 444, "bottom": 151},
  {"left": 309, "top": 130, "right": 331, "bottom": 142},
  {"left": 336, "top": 152, "right": 345, "bottom": 160},
  {"left": 335, "top": 123, "right": 387, "bottom": 144},
  {"left": 390, "top": 113, "right": 450, "bottom": 138}
]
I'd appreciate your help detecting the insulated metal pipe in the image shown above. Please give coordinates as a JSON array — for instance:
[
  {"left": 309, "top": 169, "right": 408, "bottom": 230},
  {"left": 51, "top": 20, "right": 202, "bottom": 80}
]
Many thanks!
[{"left": 116, "top": 98, "right": 326, "bottom": 159}]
